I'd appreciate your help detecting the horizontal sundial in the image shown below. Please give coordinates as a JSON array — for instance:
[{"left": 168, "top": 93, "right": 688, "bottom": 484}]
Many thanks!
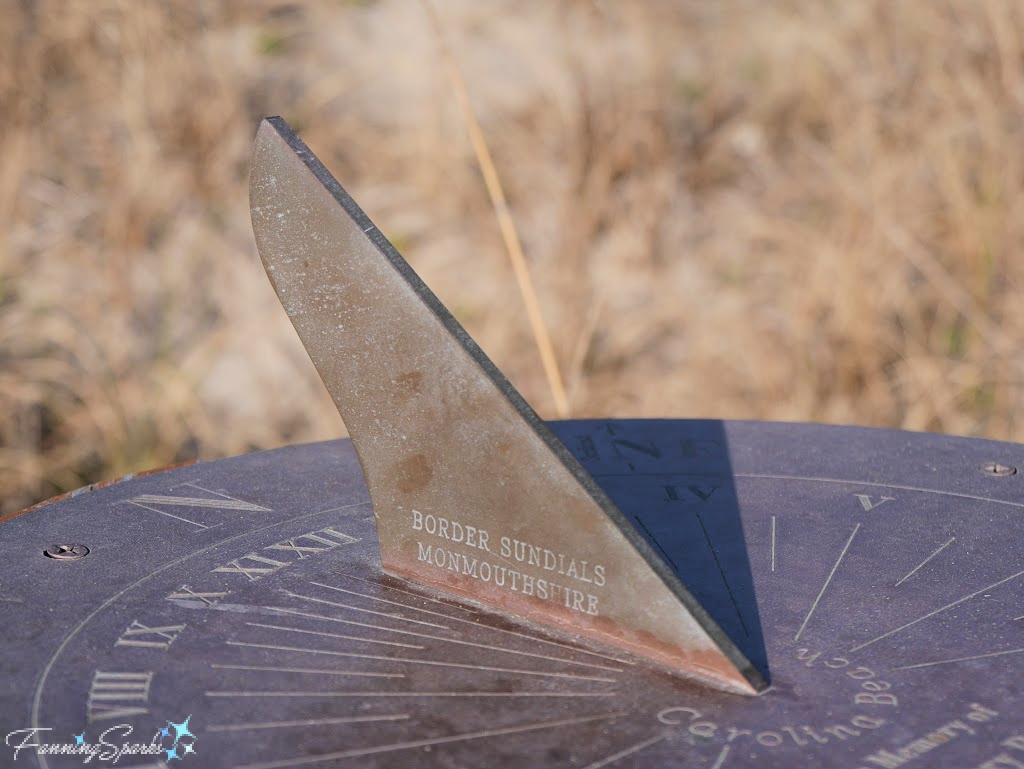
[{"left": 1, "top": 118, "right": 1022, "bottom": 768}]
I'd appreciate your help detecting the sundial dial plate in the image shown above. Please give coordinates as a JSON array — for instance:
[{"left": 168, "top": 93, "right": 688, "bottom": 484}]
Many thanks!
[{"left": 3, "top": 420, "right": 1024, "bottom": 768}]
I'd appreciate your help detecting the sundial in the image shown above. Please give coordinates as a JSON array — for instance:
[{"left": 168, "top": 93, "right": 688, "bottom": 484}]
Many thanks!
[{"left": 2, "top": 117, "right": 1024, "bottom": 769}]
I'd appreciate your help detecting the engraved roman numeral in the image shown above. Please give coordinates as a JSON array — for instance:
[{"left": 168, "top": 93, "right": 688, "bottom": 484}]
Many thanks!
[
  {"left": 167, "top": 585, "right": 228, "bottom": 605},
  {"left": 687, "top": 485, "right": 718, "bottom": 502},
  {"left": 115, "top": 620, "right": 187, "bottom": 650},
  {"left": 121, "top": 482, "right": 271, "bottom": 529},
  {"left": 212, "top": 553, "right": 288, "bottom": 581},
  {"left": 87, "top": 671, "right": 153, "bottom": 722},
  {"left": 855, "top": 494, "right": 894, "bottom": 511},
  {"left": 611, "top": 438, "right": 661, "bottom": 461},
  {"left": 664, "top": 484, "right": 719, "bottom": 502},
  {"left": 265, "top": 526, "right": 360, "bottom": 559}
]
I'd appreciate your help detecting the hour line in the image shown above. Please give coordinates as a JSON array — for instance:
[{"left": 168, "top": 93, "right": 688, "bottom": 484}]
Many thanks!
[
  {"left": 229, "top": 712, "right": 625, "bottom": 769},
  {"left": 895, "top": 646, "right": 1024, "bottom": 670},
  {"left": 308, "top": 581, "right": 466, "bottom": 622},
  {"left": 264, "top": 606, "right": 625, "bottom": 673},
  {"left": 309, "top": 581, "right": 632, "bottom": 665},
  {"left": 208, "top": 714, "right": 410, "bottom": 732},
  {"left": 894, "top": 537, "right": 955, "bottom": 587},
  {"left": 245, "top": 621, "right": 424, "bottom": 649},
  {"left": 335, "top": 571, "right": 473, "bottom": 611},
  {"left": 794, "top": 524, "right": 861, "bottom": 642},
  {"left": 283, "top": 591, "right": 450, "bottom": 630},
  {"left": 634, "top": 517, "right": 680, "bottom": 573},
  {"left": 770, "top": 516, "right": 777, "bottom": 573},
  {"left": 580, "top": 734, "right": 667, "bottom": 769},
  {"left": 710, "top": 745, "right": 731, "bottom": 769},
  {"left": 186, "top": 482, "right": 270, "bottom": 505},
  {"left": 208, "top": 690, "right": 615, "bottom": 699},
  {"left": 225, "top": 640, "right": 618, "bottom": 682},
  {"left": 850, "top": 566, "right": 1024, "bottom": 653},
  {"left": 210, "top": 663, "right": 404, "bottom": 679},
  {"left": 695, "top": 512, "right": 749, "bottom": 636}
]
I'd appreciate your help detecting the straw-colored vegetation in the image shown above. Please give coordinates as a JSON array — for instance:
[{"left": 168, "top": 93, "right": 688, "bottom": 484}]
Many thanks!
[{"left": 3, "top": 0, "right": 1024, "bottom": 514}]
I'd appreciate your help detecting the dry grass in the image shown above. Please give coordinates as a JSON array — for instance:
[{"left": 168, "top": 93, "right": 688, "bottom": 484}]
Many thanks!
[{"left": 3, "top": 0, "right": 1024, "bottom": 514}]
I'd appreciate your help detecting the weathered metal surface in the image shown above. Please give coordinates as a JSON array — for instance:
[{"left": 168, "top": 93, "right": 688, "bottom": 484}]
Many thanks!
[
  {"left": 4, "top": 422, "right": 1024, "bottom": 767},
  {"left": 249, "top": 117, "right": 761, "bottom": 694}
]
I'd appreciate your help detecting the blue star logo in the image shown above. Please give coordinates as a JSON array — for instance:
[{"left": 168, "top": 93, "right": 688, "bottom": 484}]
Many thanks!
[
  {"left": 160, "top": 725, "right": 171, "bottom": 739},
  {"left": 169, "top": 716, "right": 195, "bottom": 744},
  {"left": 73, "top": 733, "right": 85, "bottom": 746},
  {"left": 164, "top": 744, "right": 179, "bottom": 762}
]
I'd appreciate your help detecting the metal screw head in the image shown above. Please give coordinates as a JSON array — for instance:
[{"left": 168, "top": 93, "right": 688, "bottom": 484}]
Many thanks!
[
  {"left": 981, "top": 462, "right": 1017, "bottom": 477},
  {"left": 44, "top": 544, "right": 90, "bottom": 560}
]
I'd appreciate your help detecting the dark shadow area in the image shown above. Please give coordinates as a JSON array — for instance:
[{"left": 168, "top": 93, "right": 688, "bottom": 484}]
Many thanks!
[{"left": 550, "top": 418, "right": 769, "bottom": 683}]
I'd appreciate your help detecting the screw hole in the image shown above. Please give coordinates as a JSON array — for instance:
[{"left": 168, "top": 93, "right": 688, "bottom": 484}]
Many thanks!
[
  {"left": 44, "top": 544, "right": 90, "bottom": 560},
  {"left": 981, "top": 462, "right": 1017, "bottom": 477}
]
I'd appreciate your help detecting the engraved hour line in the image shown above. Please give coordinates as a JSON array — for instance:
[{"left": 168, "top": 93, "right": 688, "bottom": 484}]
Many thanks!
[
  {"left": 849, "top": 565, "right": 1024, "bottom": 653},
  {"left": 794, "top": 524, "right": 861, "bottom": 642},
  {"left": 771, "top": 516, "right": 777, "bottom": 572},
  {"left": 635, "top": 517, "right": 680, "bottom": 572},
  {"left": 894, "top": 646, "right": 1024, "bottom": 670},
  {"left": 230, "top": 712, "right": 625, "bottom": 769},
  {"left": 207, "top": 714, "right": 410, "bottom": 732},
  {"left": 185, "top": 482, "right": 267, "bottom": 503},
  {"left": 263, "top": 605, "right": 626, "bottom": 673},
  {"left": 211, "top": 663, "right": 405, "bottom": 679},
  {"left": 245, "top": 621, "right": 425, "bottom": 649},
  {"left": 894, "top": 536, "right": 956, "bottom": 587},
  {"left": 696, "top": 510, "right": 749, "bottom": 635},
  {"left": 282, "top": 591, "right": 450, "bottom": 629},
  {"left": 121, "top": 500, "right": 210, "bottom": 530},
  {"left": 581, "top": 734, "right": 668, "bottom": 769},
  {"left": 209, "top": 689, "right": 615, "bottom": 700},
  {"left": 309, "top": 580, "right": 633, "bottom": 665},
  {"left": 224, "top": 640, "right": 618, "bottom": 683},
  {"left": 336, "top": 570, "right": 478, "bottom": 611}
]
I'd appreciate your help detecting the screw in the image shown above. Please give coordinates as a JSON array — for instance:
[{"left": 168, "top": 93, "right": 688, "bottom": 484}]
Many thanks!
[
  {"left": 981, "top": 462, "right": 1017, "bottom": 477},
  {"left": 44, "top": 544, "right": 90, "bottom": 560}
]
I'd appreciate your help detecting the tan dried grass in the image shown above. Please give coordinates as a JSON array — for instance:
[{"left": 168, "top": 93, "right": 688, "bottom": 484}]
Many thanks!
[{"left": 2, "top": 0, "right": 1024, "bottom": 514}]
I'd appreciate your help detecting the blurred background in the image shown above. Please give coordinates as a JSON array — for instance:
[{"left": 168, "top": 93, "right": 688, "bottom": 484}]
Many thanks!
[{"left": 3, "top": 0, "right": 1024, "bottom": 515}]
